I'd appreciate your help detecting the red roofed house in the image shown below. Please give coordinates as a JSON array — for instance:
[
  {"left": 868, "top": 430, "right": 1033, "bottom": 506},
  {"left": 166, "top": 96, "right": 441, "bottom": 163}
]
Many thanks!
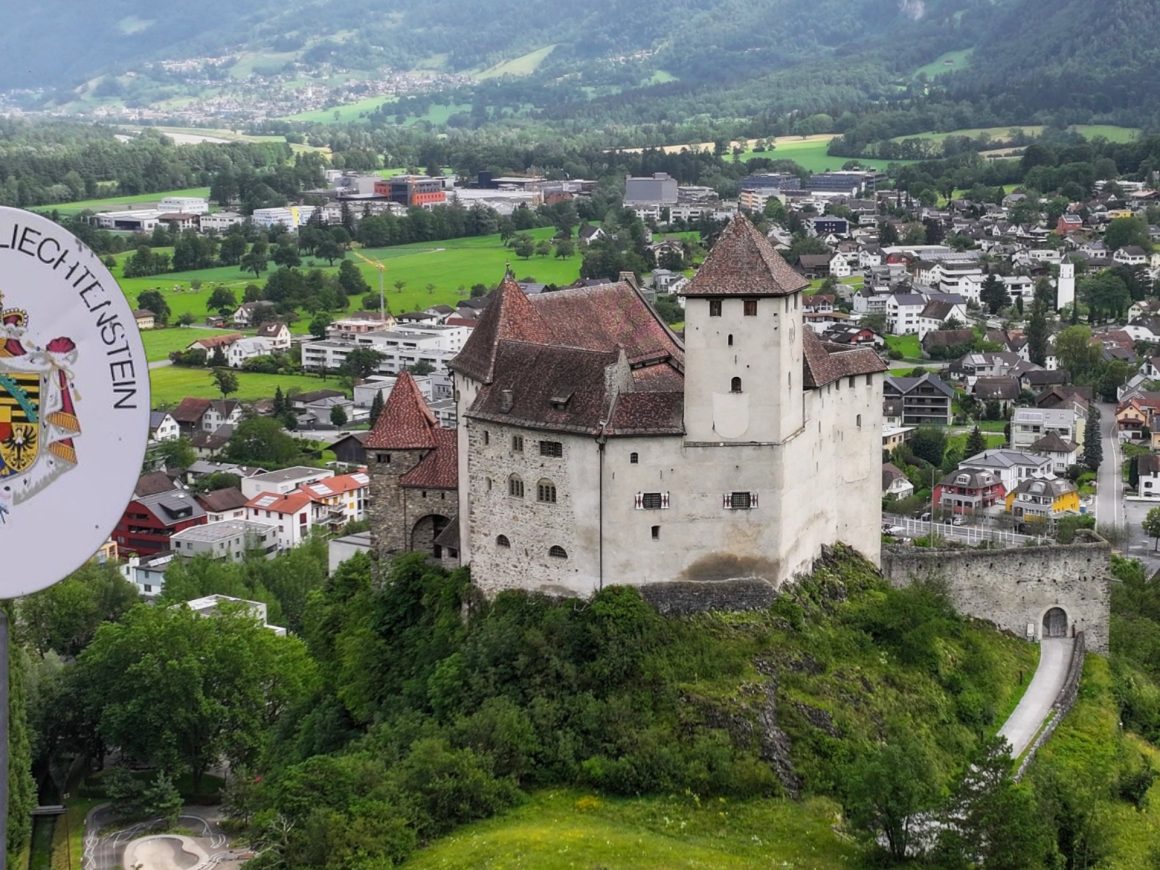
[
  {"left": 301, "top": 471, "right": 372, "bottom": 533},
  {"left": 365, "top": 371, "right": 460, "bottom": 563},
  {"left": 370, "top": 214, "right": 886, "bottom": 597},
  {"left": 245, "top": 490, "right": 316, "bottom": 550},
  {"left": 113, "top": 488, "right": 207, "bottom": 556}
]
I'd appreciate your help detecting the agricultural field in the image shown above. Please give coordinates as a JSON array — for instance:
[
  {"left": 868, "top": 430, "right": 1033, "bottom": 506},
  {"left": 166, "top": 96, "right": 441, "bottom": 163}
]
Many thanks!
[
  {"left": 885, "top": 334, "right": 923, "bottom": 360},
  {"left": 890, "top": 124, "right": 1139, "bottom": 145},
  {"left": 283, "top": 94, "right": 399, "bottom": 124},
  {"left": 913, "top": 48, "right": 974, "bottom": 79},
  {"left": 148, "top": 365, "right": 338, "bottom": 406},
  {"left": 404, "top": 789, "right": 860, "bottom": 869},
  {"left": 478, "top": 45, "right": 557, "bottom": 80},
  {"left": 139, "top": 327, "right": 238, "bottom": 362},
  {"left": 729, "top": 135, "right": 911, "bottom": 172},
  {"left": 42, "top": 187, "right": 211, "bottom": 216}
]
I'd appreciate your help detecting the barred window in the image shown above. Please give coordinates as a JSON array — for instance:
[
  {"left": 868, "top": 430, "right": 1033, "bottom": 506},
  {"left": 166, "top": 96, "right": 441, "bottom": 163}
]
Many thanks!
[
  {"left": 539, "top": 440, "right": 563, "bottom": 457},
  {"left": 512, "top": 435, "right": 524, "bottom": 452},
  {"left": 549, "top": 545, "right": 568, "bottom": 559},
  {"left": 630, "top": 452, "right": 639, "bottom": 464},
  {"left": 508, "top": 475, "right": 524, "bottom": 498},
  {"left": 723, "top": 491, "right": 757, "bottom": 510},
  {"left": 537, "top": 480, "right": 557, "bottom": 503},
  {"left": 496, "top": 535, "right": 510, "bottom": 548}
]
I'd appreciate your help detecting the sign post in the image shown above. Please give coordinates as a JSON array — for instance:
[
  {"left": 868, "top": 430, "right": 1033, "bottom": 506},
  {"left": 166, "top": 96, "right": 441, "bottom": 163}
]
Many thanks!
[{"left": 0, "top": 207, "right": 150, "bottom": 869}]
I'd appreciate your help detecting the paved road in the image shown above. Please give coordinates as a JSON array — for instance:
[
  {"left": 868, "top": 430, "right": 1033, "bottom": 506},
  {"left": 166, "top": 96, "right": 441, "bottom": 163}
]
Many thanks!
[
  {"left": 997, "top": 637, "right": 1073, "bottom": 758},
  {"left": 1095, "top": 402, "right": 1123, "bottom": 534}
]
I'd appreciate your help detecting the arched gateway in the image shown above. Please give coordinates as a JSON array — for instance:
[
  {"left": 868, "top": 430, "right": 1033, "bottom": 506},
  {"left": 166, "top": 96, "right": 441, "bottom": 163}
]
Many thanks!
[{"left": 1043, "top": 606, "right": 1068, "bottom": 638}]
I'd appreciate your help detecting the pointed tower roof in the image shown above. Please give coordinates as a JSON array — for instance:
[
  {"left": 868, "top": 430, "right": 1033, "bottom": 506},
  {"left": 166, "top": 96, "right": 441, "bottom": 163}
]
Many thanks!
[
  {"left": 681, "top": 214, "right": 809, "bottom": 297},
  {"left": 449, "top": 275, "right": 554, "bottom": 384},
  {"left": 364, "top": 370, "right": 439, "bottom": 449}
]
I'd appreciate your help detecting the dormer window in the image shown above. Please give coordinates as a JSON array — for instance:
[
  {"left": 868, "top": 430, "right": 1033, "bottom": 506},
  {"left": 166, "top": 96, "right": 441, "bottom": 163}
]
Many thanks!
[{"left": 550, "top": 390, "right": 573, "bottom": 411}]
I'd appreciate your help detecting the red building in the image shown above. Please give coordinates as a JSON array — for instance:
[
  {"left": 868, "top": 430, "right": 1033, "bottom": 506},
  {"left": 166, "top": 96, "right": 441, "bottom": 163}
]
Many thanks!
[
  {"left": 935, "top": 469, "right": 1006, "bottom": 515},
  {"left": 372, "top": 175, "right": 446, "bottom": 208},
  {"left": 113, "top": 490, "right": 207, "bottom": 555}
]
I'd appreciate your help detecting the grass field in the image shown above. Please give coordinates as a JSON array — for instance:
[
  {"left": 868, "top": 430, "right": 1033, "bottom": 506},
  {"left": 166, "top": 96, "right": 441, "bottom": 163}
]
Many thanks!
[
  {"left": 892, "top": 125, "right": 1139, "bottom": 145},
  {"left": 947, "top": 431, "right": 1006, "bottom": 455},
  {"left": 403, "top": 789, "right": 861, "bottom": 869},
  {"left": 41, "top": 187, "right": 211, "bottom": 216},
  {"left": 729, "top": 136, "right": 912, "bottom": 171},
  {"left": 149, "top": 365, "right": 339, "bottom": 406},
  {"left": 913, "top": 48, "right": 974, "bottom": 79},
  {"left": 141, "top": 327, "right": 240, "bottom": 361},
  {"left": 885, "top": 334, "right": 922, "bottom": 359},
  {"left": 478, "top": 45, "right": 557, "bottom": 80},
  {"left": 283, "top": 94, "right": 399, "bottom": 124}
]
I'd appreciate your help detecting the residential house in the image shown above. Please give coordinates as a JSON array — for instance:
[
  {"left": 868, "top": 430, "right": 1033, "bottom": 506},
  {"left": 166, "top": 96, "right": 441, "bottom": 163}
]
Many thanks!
[
  {"left": 196, "top": 487, "right": 250, "bottom": 523},
  {"left": 828, "top": 253, "right": 852, "bottom": 278},
  {"left": 1011, "top": 406, "right": 1084, "bottom": 451},
  {"left": 1114, "top": 246, "right": 1149, "bottom": 267},
  {"left": 190, "top": 425, "right": 233, "bottom": 458},
  {"left": 922, "top": 328, "right": 974, "bottom": 359},
  {"left": 170, "top": 519, "right": 280, "bottom": 562},
  {"left": 232, "top": 301, "right": 278, "bottom": 327},
  {"left": 935, "top": 469, "right": 1006, "bottom": 515},
  {"left": 121, "top": 552, "right": 175, "bottom": 598},
  {"left": 1116, "top": 397, "right": 1156, "bottom": 442},
  {"left": 1030, "top": 432, "right": 1080, "bottom": 475},
  {"left": 148, "top": 411, "right": 180, "bottom": 443},
  {"left": 187, "top": 333, "right": 242, "bottom": 358},
  {"left": 973, "top": 376, "right": 1021, "bottom": 413},
  {"left": 245, "top": 490, "right": 317, "bottom": 549},
  {"left": 240, "top": 467, "right": 335, "bottom": 499},
  {"left": 301, "top": 471, "right": 371, "bottom": 533},
  {"left": 882, "top": 463, "right": 914, "bottom": 500},
  {"left": 330, "top": 431, "right": 371, "bottom": 466},
  {"left": 1005, "top": 477, "right": 1080, "bottom": 522},
  {"left": 170, "top": 398, "right": 213, "bottom": 438},
  {"left": 959, "top": 448, "right": 1052, "bottom": 493},
  {"left": 797, "top": 254, "right": 832, "bottom": 279},
  {"left": 186, "top": 594, "right": 286, "bottom": 635},
  {"left": 917, "top": 299, "right": 967, "bottom": 339},
  {"left": 113, "top": 489, "right": 207, "bottom": 556},
  {"left": 886, "top": 293, "right": 927, "bottom": 335},
  {"left": 883, "top": 374, "right": 955, "bottom": 426},
  {"left": 1135, "top": 454, "right": 1160, "bottom": 499},
  {"left": 133, "top": 309, "right": 156, "bottom": 330},
  {"left": 202, "top": 400, "right": 243, "bottom": 433}
]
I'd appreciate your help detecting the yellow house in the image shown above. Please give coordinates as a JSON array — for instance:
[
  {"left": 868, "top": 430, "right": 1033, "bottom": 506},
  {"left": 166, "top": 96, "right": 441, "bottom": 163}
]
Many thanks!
[
  {"left": 1005, "top": 477, "right": 1081, "bottom": 519},
  {"left": 1106, "top": 209, "right": 1134, "bottom": 220}
]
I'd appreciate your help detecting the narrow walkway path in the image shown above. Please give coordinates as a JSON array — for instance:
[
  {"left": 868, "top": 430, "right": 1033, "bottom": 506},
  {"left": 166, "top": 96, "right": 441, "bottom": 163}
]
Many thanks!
[{"left": 998, "top": 637, "right": 1074, "bottom": 758}]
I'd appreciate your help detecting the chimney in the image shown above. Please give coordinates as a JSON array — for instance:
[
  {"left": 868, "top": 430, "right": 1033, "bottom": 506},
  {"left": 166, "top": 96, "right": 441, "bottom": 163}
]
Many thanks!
[
  {"left": 618, "top": 271, "right": 639, "bottom": 291},
  {"left": 499, "top": 389, "right": 514, "bottom": 413}
]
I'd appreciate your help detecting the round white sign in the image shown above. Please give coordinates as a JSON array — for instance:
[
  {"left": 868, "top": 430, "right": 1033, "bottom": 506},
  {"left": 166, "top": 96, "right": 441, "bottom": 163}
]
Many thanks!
[{"left": 0, "top": 207, "right": 150, "bottom": 597}]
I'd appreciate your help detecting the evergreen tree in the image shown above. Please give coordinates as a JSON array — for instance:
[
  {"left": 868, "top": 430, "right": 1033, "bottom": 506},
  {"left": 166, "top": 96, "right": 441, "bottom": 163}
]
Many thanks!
[
  {"left": 980, "top": 273, "right": 1009, "bottom": 315},
  {"left": 965, "top": 426, "right": 987, "bottom": 458},
  {"left": 272, "top": 386, "right": 287, "bottom": 417},
  {"left": 1026, "top": 302, "right": 1050, "bottom": 367},
  {"left": 1083, "top": 408, "right": 1102, "bottom": 470},
  {"left": 369, "top": 390, "right": 384, "bottom": 428}
]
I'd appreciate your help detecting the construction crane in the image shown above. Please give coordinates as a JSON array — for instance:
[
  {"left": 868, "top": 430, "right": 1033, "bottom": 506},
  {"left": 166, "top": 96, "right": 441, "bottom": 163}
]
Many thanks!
[{"left": 351, "top": 249, "right": 388, "bottom": 323}]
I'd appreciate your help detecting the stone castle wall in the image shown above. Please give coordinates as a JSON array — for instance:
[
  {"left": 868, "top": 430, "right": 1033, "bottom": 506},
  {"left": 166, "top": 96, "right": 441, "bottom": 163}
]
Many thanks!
[{"left": 880, "top": 534, "right": 1110, "bottom": 652}]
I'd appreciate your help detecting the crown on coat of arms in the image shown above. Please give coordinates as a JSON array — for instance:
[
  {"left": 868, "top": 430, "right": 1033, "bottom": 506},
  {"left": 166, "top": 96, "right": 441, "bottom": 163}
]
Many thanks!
[{"left": 0, "top": 290, "right": 28, "bottom": 328}]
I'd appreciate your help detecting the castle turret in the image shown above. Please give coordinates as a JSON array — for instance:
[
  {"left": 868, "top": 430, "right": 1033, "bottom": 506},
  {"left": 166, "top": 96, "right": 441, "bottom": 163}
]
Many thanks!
[{"left": 679, "top": 215, "right": 808, "bottom": 443}]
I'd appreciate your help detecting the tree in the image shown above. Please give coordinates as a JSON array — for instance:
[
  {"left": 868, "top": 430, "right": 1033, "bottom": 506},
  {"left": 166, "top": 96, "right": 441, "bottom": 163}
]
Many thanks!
[
  {"left": 369, "top": 390, "right": 384, "bottom": 428},
  {"left": 534, "top": 240, "right": 552, "bottom": 257},
  {"left": 212, "top": 368, "right": 239, "bottom": 399},
  {"left": 241, "top": 241, "right": 269, "bottom": 278},
  {"left": 341, "top": 347, "right": 385, "bottom": 380},
  {"left": 980, "top": 273, "right": 1009, "bottom": 315},
  {"left": 394, "top": 279, "right": 406, "bottom": 294},
  {"left": 965, "top": 426, "right": 987, "bottom": 458},
  {"left": 206, "top": 285, "right": 237, "bottom": 314},
  {"left": 555, "top": 238, "right": 575, "bottom": 259},
  {"left": 176, "top": 312, "right": 196, "bottom": 327},
  {"left": 1083, "top": 407, "right": 1102, "bottom": 471},
  {"left": 1055, "top": 325, "right": 1101, "bottom": 384},
  {"left": 316, "top": 238, "right": 343, "bottom": 265},
  {"left": 910, "top": 426, "right": 947, "bottom": 466},
  {"left": 1143, "top": 508, "right": 1160, "bottom": 551},
  {"left": 512, "top": 234, "right": 535, "bottom": 259},
  {"left": 1026, "top": 302, "right": 1050, "bottom": 366},
  {"left": 76, "top": 603, "right": 317, "bottom": 787},
  {"left": 1104, "top": 215, "right": 1150, "bottom": 252},
  {"left": 224, "top": 417, "right": 301, "bottom": 466},
  {"left": 154, "top": 436, "right": 196, "bottom": 470},
  {"left": 17, "top": 562, "right": 138, "bottom": 657},
  {"left": 136, "top": 289, "right": 171, "bottom": 326},
  {"left": 330, "top": 405, "right": 348, "bottom": 428},
  {"left": 309, "top": 312, "right": 332, "bottom": 340},
  {"left": 407, "top": 361, "right": 435, "bottom": 376},
  {"left": 272, "top": 243, "right": 301, "bottom": 269},
  {"left": 845, "top": 732, "right": 941, "bottom": 861}
]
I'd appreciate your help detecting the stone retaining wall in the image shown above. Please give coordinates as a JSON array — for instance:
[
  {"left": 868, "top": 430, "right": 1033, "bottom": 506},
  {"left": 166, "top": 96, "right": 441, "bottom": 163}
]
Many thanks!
[{"left": 1015, "top": 631, "right": 1086, "bottom": 780}]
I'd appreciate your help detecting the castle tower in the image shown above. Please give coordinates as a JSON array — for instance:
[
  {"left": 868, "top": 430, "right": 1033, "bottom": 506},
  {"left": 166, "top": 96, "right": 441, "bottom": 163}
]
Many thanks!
[
  {"left": 680, "top": 215, "right": 808, "bottom": 443},
  {"left": 365, "top": 370, "right": 441, "bottom": 559},
  {"left": 1057, "top": 262, "right": 1075, "bottom": 312}
]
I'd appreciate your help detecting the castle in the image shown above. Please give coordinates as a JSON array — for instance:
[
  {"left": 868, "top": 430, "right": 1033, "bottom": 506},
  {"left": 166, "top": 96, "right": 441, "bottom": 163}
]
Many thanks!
[{"left": 366, "top": 215, "right": 886, "bottom": 597}]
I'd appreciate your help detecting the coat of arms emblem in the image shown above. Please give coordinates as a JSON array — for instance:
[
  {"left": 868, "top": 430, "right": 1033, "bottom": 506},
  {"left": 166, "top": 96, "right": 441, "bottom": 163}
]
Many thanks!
[{"left": 0, "top": 290, "right": 81, "bottom": 523}]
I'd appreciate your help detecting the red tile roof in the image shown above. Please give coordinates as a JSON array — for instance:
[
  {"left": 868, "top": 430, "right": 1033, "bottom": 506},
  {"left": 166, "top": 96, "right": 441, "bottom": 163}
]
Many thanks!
[
  {"left": 450, "top": 276, "right": 555, "bottom": 383},
  {"left": 171, "top": 397, "right": 212, "bottom": 424},
  {"left": 246, "top": 490, "right": 314, "bottom": 514},
  {"left": 681, "top": 214, "right": 809, "bottom": 297},
  {"left": 802, "top": 330, "right": 888, "bottom": 388},
  {"left": 364, "top": 371, "right": 439, "bottom": 449},
  {"left": 400, "top": 429, "right": 458, "bottom": 489}
]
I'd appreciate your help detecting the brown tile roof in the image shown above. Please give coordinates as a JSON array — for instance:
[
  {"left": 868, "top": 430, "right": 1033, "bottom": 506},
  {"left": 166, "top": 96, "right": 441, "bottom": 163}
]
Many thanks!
[
  {"left": 1138, "top": 453, "right": 1160, "bottom": 476},
  {"left": 364, "top": 371, "right": 439, "bottom": 449},
  {"left": 1030, "top": 432, "right": 1077, "bottom": 453},
  {"left": 450, "top": 276, "right": 554, "bottom": 383},
  {"left": 974, "top": 376, "right": 1020, "bottom": 400},
  {"left": 802, "top": 330, "right": 887, "bottom": 388},
  {"left": 606, "top": 391, "right": 684, "bottom": 435},
  {"left": 135, "top": 471, "right": 178, "bottom": 497},
  {"left": 171, "top": 397, "right": 212, "bottom": 424},
  {"left": 196, "top": 487, "right": 249, "bottom": 513},
  {"left": 191, "top": 333, "right": 242, "bottom": 350},
  {"left": 922, "top": 328, "right": 974, "bottom": 348},
  {"left": 400, "top": 428, "right": 458, "bottom": 489},
  {"left": 681, "top": 214, "right": 809, "bottom": 297}
]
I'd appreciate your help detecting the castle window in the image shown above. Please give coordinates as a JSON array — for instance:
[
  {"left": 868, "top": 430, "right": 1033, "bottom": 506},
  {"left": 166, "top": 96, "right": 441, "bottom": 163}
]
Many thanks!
[
  {"left": 635, "top": 491, "right": 669, "bottom": 510},
  {"left": 537, "top": 480, "right": 557, "bottom": 503},
  {"left": 730, "top": 377, "right": 742, "bottom": 393},
  {"left": 508, "top": 475, "right": 525, "bottom": 498},
  {"left": 723, "top": 491, "right": 757, "bottom": 510},
  {"left": 496, "top": 535, "right": 510, "bottom": 548},
  {"left": 651, "top": 525, "right": 660, "bottom": 540},
  {"left": 486, "top": 477, "right": 493, "bottom": 491},
  {"left": 549, "top": 545, "right": 568, "bottom": 559},
  {"left": 728, "top": 334, "right": 733, "bottom": 346},
  {"left": 377, "top": 453, "right": 391, "bottom": 464},
  {"left": 630, "top": 452, "right": 639, "bottom": 464},
  {"left": 709, "top": 299, "right": 722, "bottom": 317},
  {"left": 483, "top": 430, "right": 490, "bottom": 445},
  {"left": 743, "top": 299, "right": 758, "bottom": 316},
  {"left": 856, "top": 414, "right": 862, "bottom": 428},
  {"left": 512, "top": 435, "right": 524, "bottom": 452},
  {"left": 865, "top": 374, "right": 872, "bottom": 386},
  {"left": 539, "top": 440, "right": 563, "bottom": 457},
  {"left": 848, "top": 377, "right": 855, "bottom": 388}
]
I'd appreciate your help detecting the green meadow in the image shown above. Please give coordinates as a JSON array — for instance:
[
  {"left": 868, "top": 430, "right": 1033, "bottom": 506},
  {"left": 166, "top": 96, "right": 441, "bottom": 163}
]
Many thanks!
[
  {"left": 891, "top": 124, "right": 1139, "bottom": 145},
  {"left": 477, "top": 45, "right": 557, "bottom": 80},
  {"left": 148, "top": 365, "right": 338, "bottom": 407},
  {"left": 731, "top": 137, "right": 911, "bottom": 171},
  {"left": 913, "top": 48, "right": 974, "bottom": 79},
  {"left": 40, "top": 187, "right": 211, "bottom": 216}
]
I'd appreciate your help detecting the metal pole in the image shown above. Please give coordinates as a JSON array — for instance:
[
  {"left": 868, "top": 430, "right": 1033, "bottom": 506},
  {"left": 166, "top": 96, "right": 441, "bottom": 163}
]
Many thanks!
[{"left": 1, "top": 604, "right": 9, "bottom": 870}]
